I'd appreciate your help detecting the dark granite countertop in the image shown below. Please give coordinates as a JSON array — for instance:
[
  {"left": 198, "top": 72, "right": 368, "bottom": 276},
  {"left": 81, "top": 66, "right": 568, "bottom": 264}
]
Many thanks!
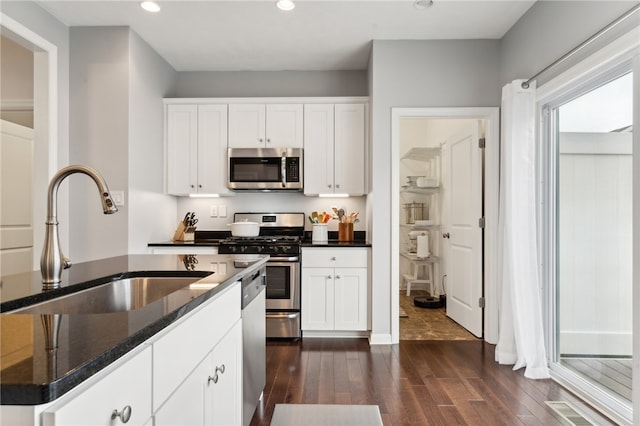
[
  {"left": 301, "top": 240, "right": 371, "bottom": 248},
  {"left": 148, "top": 229, "right": 231, "bottom": 247},
  {"left": 0, "top": 254, "right": 268, "bottom": 406}
]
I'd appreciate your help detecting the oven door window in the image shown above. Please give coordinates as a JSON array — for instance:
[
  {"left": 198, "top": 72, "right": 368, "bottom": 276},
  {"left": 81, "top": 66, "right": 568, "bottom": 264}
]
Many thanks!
[
  {"left": 230, "top": 157, "right": 282, "bottom": 182},
  {"left": 266, "top": 265, "right": 291, "bottom": 299}
]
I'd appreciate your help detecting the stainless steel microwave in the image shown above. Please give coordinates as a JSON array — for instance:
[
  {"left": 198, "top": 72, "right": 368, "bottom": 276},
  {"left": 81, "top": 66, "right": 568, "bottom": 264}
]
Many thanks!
[{"left": 228, "top": 147, "right": 303, "bottom": 191}]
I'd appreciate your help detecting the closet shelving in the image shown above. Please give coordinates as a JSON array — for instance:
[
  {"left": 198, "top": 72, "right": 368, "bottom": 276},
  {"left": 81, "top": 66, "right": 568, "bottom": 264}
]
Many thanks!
[{"left": 399, "top": 146, "right": 442, "bottom": 297}]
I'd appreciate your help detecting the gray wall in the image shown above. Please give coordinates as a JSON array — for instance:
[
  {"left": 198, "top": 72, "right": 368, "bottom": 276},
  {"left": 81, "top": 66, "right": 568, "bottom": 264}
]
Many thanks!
[
  {"left": 500, "top": 1, "right": 639, "bottom": 86},
  {"left": 128, "top": 30, "right": 178, "bottom": 254},
  {"left": 368, "top": 39, "right": 501, "bottom": 339},
  {"left": 69, "top": 27, "right": 179, "bottom": 261},
  {"left": 172, "top": 70, "right": 368, "bottom": 97},
  {"left": 69, "top": 27, "right": 130, "bottom": 261}
]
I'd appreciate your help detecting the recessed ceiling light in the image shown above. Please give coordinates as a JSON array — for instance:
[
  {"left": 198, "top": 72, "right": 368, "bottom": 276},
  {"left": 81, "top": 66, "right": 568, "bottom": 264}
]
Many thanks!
[
  {"left": 414, "top": 0, "right": 434, "bottom": 9},
  {"left": 276, "top": 0, "right": 295, "bottom": 11},
  {"left": 140, "top": 1, "right": 160, "bottom": 13}
]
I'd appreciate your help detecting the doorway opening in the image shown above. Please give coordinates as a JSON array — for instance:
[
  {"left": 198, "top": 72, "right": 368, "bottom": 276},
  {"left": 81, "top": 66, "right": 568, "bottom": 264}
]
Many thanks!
[
  {"left": 1, "top": 13, "right": 58, "bottom": 273},
  {"left": 390, "top": 108, "right": 499, "bottom": 345}
]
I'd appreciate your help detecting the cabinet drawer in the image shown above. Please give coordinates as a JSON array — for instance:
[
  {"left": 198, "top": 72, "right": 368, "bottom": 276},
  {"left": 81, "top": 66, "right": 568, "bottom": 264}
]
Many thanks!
[
  {"left": 153, "top": 283, "right": 241, "bottom": 411},
  {"left": 302, "top": 248, "right": 368, "bottom": 268},
  {"left": 42, "top": 346, "right": 152, "bottom": 426}
]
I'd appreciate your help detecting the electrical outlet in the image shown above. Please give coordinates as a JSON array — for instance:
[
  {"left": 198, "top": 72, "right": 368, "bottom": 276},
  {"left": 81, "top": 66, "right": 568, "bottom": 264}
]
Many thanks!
[
  {"left": 112, "top": 191, "right": 125, "bottom": 206},
  {"left": 219, "top": 204, "right": 227, "bottom": 218},
  {"left": 210, "top": 205, "right": 218, "bottom": 217}
]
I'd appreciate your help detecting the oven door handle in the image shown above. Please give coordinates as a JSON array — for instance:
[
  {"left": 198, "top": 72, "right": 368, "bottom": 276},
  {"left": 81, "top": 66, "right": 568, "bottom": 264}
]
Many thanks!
[
  {"left": 266, "top": 312, "right": 300, "bottom": 319},
  {"left": 268, "top": 257, "right": 300, "bottom": 262}
]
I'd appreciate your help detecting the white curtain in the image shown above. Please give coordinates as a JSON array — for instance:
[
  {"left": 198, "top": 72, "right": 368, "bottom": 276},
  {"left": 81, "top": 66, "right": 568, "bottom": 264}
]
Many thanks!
[{"left": 495, "top": 80, "right": 550, "bottom": 379}]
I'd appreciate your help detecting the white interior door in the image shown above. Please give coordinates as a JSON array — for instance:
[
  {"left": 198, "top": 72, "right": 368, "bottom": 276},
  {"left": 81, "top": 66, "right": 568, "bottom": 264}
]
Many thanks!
[
  {"left": 444, "top": 121, "right": 483, "bottom": 337},
  {"left": 0, "top": 119, "right": 34, "bottom": 276}
]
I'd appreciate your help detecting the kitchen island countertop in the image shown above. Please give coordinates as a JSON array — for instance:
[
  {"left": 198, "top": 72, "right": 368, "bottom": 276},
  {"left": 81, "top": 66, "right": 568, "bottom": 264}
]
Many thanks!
[{"left": 0, "top": 254, "right": 268, "bottom": 405}]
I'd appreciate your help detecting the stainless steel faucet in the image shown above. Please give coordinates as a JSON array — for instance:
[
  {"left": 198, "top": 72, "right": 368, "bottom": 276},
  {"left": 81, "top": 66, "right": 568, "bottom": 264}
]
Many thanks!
[{"left": 40, "top": 165, "right": 118, "bottom": 288}]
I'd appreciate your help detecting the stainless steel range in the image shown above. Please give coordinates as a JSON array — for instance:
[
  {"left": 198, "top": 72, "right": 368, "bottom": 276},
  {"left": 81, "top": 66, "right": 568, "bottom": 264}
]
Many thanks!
[{"left": 218, "top": 212, "right": 304, "bottom": 339}]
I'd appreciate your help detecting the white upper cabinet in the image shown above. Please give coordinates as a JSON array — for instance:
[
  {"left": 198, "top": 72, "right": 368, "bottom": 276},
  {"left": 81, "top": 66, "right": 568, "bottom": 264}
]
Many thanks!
[
  {"left": 228, "top": 104, "right": 303, "bottom": 148},
  {"left": 304, "top": 103, "right": 366, "bottom": 195},
  {"left": 166, "top": 104, "right": 230, "bottom": 196}
]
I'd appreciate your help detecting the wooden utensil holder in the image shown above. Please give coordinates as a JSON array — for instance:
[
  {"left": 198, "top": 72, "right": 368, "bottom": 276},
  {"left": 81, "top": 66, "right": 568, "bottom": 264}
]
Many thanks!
[{"left": 338, "top": 222, "right": 354, "bottom": 242}]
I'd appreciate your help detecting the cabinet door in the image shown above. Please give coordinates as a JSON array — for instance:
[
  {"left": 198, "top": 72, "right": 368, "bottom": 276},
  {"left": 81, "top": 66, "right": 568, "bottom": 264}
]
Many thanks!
[
  {"left": 334, "top": 268, "right": 368, "bottom": 331},
  {"left": 228, "top": 104, "right": 266, "bottom": 147},
  {"left": 166, "top": 104, "right": 198, "bottom": 195},
  {"left": 42, "top": 347, "right": 152, "bottom": 426},
  {"left": 206, "top": 321, "right": 242, "bottom": 426},
  {"left": 301, "top": 267, "right": 334, "bottom": 330},
  {"left": 198, "top": 105, "right": 231, "bottom": 195},
  {"left": 334, "top": 104, "right": 366, "bottom": 195},
  {"left": 155, "top": 354, "right": 208, "bottom": 426},
  {"left": 266, "top": 104, "right": 303, "bottom": 148},
  {"left": 303, "top": 104, "right": 334, "bottom": 195}
]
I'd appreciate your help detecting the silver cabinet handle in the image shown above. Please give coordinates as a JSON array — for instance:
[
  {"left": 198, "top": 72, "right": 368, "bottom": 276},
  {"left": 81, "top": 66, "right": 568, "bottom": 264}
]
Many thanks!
[
  {"left": 330, "top": 256, "right": 337, "bottom": 261},
  {"left": 443, "top": 233, "right": 450, "bottom": 239},
  {"left": 336, "top": 184, "right": 340, "bottom": 189},
  {"left": 328, "top": 184, "right": 332, "bottom": 188},
  {"left": 111, "top": 406, "right": 132, "bottom": 423},
  {"left": 208, "top": 364, "right": 226, "bottom": 385},
  {"left": 267, "top": 138, "right": 271, "bottom": 143},
  {"left": 335, "top": 275, "right": 341, "bottom": 279},
  {"left": 259, "top": 138, "right": 263, "bottom": 143}
]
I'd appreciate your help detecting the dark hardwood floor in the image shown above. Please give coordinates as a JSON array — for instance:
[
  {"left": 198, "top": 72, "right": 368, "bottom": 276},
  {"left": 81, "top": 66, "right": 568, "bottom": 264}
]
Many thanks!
[{"left": 250, "top": 338, "right": 614, "bottom": 425}]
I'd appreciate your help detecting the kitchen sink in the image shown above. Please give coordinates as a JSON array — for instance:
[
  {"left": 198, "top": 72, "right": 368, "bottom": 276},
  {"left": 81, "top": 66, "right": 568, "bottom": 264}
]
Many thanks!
[{"left": 9, "top": 275, "right": 210, "bottom": 315}]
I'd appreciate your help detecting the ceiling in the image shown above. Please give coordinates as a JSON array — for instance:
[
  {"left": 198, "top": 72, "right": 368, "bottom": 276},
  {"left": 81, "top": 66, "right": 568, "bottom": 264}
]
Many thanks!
[{"left": 35, "top": 0, "right": 536, "bottom": 71}]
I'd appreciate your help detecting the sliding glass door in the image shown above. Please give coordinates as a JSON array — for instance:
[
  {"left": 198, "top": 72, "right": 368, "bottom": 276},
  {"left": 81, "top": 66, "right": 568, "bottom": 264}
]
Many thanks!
[{"left": 542, "top": 67, "right": 634, "bottom": 422}]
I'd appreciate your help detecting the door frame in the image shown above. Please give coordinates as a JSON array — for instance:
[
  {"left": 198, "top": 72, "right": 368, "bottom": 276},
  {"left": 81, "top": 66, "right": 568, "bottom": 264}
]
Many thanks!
[
  {"left": 1, "top": 13, "right": 59, "bottom": 270},
  {"left": 390, "top": 107, "right": 499, "bottom": 344}
]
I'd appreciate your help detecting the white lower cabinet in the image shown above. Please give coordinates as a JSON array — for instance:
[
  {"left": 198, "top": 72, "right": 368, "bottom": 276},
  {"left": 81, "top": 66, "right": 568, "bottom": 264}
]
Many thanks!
[
  {"left": 301, "top": 248, "right": 369, "bottom": 332},
  {"left": 155, "top": 320, "right": 242, "bottom": 426},
  {"left": 42, "top": 346, "right": 152, "bottom": 426}
]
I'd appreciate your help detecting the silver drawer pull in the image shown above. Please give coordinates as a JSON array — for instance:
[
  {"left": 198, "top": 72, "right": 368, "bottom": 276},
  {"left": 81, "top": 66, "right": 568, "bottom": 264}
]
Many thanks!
[
  {"left": 111, "top": 405, "right": 132, "bottom": 423},
  {"left": 208, "top": 364, "right": 226, "bottom": 385}
]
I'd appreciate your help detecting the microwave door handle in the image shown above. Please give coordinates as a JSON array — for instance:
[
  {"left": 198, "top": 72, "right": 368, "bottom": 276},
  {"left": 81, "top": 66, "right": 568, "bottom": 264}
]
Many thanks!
[{"left": 281, "top": 155, "right": 286, "bottom": 188}]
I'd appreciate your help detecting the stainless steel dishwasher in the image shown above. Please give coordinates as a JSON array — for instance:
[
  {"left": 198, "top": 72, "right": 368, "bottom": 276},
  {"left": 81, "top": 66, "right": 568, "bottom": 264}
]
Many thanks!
[{"left": 241, "top": 265, "right": 266, "bottom": 426}]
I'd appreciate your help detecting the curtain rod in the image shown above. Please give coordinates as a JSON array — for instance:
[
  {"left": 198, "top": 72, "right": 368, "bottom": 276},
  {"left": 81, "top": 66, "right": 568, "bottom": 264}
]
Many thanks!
[{"left": 521, "top": 3, "right": 640, "bottom": 89}]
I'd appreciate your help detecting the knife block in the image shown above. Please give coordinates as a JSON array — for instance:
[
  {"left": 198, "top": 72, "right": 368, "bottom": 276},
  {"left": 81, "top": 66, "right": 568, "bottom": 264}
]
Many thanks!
[{"left": 173, "top": 221, "right": 196, "bottom": 242}]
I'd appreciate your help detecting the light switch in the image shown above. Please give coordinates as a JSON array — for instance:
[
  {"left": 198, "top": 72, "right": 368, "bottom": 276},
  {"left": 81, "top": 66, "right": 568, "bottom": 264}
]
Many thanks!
[
  {"left": 112, "top": 191, "right": 125, "bottom": 206},
  {"left": 210, "top": 205, "right": 218, "bottom": 217},
  {"left": 219, "top": 205, "right": 227, "bottom": 218}
]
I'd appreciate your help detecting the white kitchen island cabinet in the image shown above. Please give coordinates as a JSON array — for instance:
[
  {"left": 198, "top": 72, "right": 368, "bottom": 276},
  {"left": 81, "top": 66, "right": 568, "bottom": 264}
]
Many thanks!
[
  {"left": 165, "top": 104, "right": 230, "bottom": 196},
  {"left": 154, "top": 320, "right": 242, "bottom": 426},
  {"left": 228, "top": 103, "right": 303, "bottom": 148},
  {"left": 301, "top": 247, "right": 369, "bottom": 335},
  {"left": 303, "top": 103, "right": 367, "bottom": 196}
]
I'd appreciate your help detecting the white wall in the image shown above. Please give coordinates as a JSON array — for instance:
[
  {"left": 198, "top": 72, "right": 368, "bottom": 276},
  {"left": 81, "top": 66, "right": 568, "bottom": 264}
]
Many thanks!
[
  {"left": 0, "top": 35, "right": 33, "bottom": 127},
  {"left": 369, "top": 40, "right": 501, "bottom": 342},
  {"left": 128, "top": 30, "right": 178, "bottom": 254},
  {"left": 176, "top": 193, "right": 366, "bottom": 238}
]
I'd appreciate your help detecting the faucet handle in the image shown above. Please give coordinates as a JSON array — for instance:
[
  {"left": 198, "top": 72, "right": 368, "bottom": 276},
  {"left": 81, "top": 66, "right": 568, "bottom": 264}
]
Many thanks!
[{"left": 63, "top": 257, "right": 72, "bottom": 269}]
